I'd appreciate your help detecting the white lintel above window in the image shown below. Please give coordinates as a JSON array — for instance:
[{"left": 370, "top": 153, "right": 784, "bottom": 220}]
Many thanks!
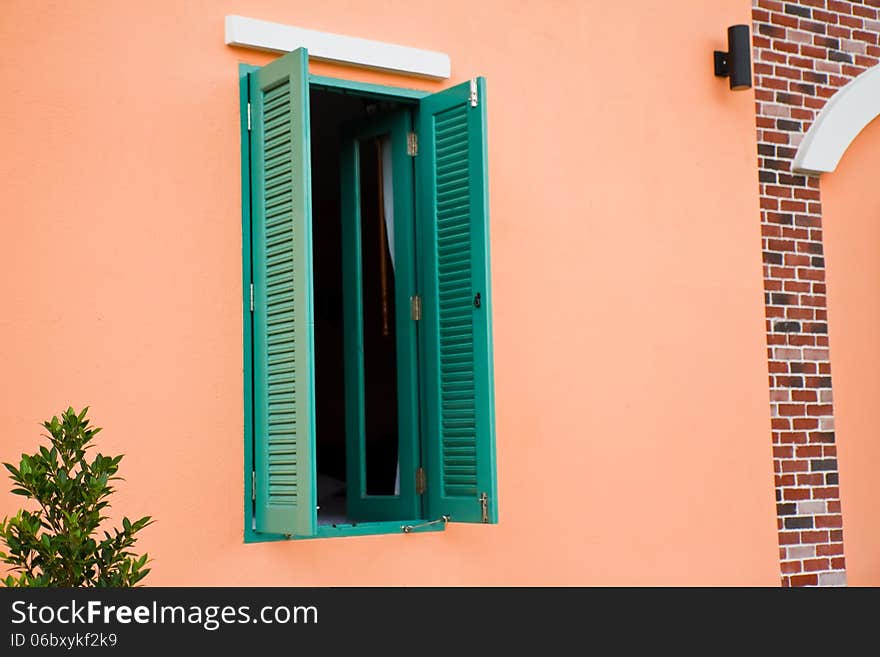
[{"left": 225, "top": 15, "right": 451, "bottom": 79}]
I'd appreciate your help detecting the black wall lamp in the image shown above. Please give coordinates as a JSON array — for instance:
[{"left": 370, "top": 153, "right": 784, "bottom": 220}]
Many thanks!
[{"left": 714, "top": 25, "right": 752, "bottom": 90}]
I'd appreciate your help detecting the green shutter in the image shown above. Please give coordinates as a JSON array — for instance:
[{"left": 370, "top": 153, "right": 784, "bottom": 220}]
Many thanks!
[
  {"left": 250, "top": 48, "right": 316, "bottom": 537},
  {"left": 419, "top": 78, "right": 498, "bottom": 524}
]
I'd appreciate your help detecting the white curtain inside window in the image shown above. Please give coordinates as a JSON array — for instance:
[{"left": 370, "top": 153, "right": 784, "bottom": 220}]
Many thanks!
[
  {"left": 382, "top": 135, "right": 395, "bottom": 272},
  {"left": 380, "top": 135, "right": 400, "bottom": 496}
]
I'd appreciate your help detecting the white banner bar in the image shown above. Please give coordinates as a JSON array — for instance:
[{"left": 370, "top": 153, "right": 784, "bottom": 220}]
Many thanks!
[{"left": 225, "top": 15, "right": 451, "bottom": 79}]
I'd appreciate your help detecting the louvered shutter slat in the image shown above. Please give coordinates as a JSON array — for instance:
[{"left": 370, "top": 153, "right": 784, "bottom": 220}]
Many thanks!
[
  {"left": 420, "top": 78, "right": 498, "bottom": 524},
  {"left": 250, "top": 48, "right": 316, "bottom": 537}
]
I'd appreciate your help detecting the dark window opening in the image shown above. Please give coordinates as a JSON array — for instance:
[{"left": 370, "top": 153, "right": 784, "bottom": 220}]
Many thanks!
[
  {"left": 310, "top": 89, "right": 404, "bottom": 525},
  {"left": 358, "top": 136, "right": 400, "bottom": 497}
]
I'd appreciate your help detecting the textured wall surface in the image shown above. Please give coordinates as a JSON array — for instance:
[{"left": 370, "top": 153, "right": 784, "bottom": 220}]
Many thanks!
[{"left": 0, "top": 0, "right": 778, "bottom": 585}]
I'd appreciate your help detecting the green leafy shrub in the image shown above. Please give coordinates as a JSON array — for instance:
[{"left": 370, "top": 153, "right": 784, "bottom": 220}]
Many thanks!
[{"left": 0, "top": 407, "right": 153, "bottom": 586}]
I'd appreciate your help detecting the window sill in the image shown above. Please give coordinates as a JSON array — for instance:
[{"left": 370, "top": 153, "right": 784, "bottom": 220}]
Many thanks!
[{"left": 245, "top": 519, "right": 446, "bottom": 543}]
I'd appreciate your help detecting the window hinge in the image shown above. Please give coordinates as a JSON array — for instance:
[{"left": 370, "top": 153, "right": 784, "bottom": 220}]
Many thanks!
[
  {"left": 479, "top": 492, "right": 488, "bottom": 523},
  {"left": 407, "top": 131, "right": 418, "bottom": 156},
  {"left": 247, "top": 102, "right": 252, "bottom": 131},
  {"left": 250, "top": 283, "right": 254, "bottom": 312},
  {"left": 252, "top": 471, "right": 256, "bottom": 502},
  {"left": 469, "top": 78, "right": 478, "bottom": 108},
  {"left": 416, "top": 466, "right": 427, "bottom": 495},
  {"left": 410, "top": 294, "right": 422, "bottom": 321}
]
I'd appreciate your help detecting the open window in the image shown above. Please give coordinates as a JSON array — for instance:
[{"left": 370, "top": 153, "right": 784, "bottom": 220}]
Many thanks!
[{"left": 241, "top": 48, "right": 497, "bottom": 540}]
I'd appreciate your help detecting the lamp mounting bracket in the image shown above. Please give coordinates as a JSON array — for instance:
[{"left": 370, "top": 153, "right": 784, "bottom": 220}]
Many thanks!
[{"left": 714, "top": 51, "right": 730, "bottom": 78}]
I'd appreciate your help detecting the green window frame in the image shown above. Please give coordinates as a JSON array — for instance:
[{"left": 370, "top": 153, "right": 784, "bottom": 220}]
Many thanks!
[
  {"left": 241, "top": 48, "right": 497, "bottom": 541},
  {"left": 340, "top": 110, "right": 422, "bottom": 525}
]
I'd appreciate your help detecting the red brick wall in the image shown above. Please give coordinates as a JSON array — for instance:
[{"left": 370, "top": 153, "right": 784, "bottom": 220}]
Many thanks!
[{"left": 752, "top": 0, "right": 880, "bottom": 586}]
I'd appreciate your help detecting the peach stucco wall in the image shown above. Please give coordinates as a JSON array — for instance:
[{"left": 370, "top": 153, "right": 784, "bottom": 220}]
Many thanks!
[
  {"left": 821, "top": 115, "right": 880, "bottom": 587},
  {"left": 0, "top": 1, "right": 779, "bottom": 585}
]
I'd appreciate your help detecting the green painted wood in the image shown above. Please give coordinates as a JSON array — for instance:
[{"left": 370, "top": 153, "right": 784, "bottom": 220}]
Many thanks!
[
  {"left": 250, "top": 48, "right": 317, "bottom": 538},
  {"left": 311, "top": 519, "right": 444, "bottom": 539},
  {"left": 242, "top": 61, "right": 284, "bottom": 544},
  {"left": 240, "top": 64, "right": 258, "bottom": 542},
  {"left": 309, "top": 74, "right": 429, "bottom": 101},
  {"left": 247, "top": 520, "right": 444, "bottom": 542},
  {"left": 418, "top": 78, "right": 498, "bottom": 524},
  {"left": 340, "top": 110, "right": 421, "bottom": 522},
  {"left": 339, "top": 133, "right": 364, "bottom": 524}
]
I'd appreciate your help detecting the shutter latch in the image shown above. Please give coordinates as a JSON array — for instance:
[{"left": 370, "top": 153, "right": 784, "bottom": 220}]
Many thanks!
[
  {"left": 407, "top": 131, "right": 418, "bottom": 156},
  {"left": 250, "top": 283, "right": 254, "bottom": 312},
  {"left": 469, "top": 78, "right": 478, "bottom": 107},
  {"left": 411, "top": 295, "right": 422, "bottom": 321},
  {"left": 479, "top": 492, "right": 489, "bottom": 523},
  {"left": 416, "top": 466, "right": 427, "bottom": 495},
  {"left": 247, "top": 102, "right": 252, "bottom": 131},
  {"left": 402, "top": 515, "right": 449, "bottom": 533}
]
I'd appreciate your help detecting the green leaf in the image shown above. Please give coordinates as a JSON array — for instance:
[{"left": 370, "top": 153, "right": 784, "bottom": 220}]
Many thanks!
[{"left": 0, "top": 406, "right": 153, "bottom": 588}]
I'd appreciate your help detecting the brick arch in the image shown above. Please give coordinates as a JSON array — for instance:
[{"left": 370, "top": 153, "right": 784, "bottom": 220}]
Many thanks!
[
  {"left": 752, "top": 0, "right": 880, "bottom": 587},
  {"left": 793, "top": 64, "right": 880, "bottom": 174}
]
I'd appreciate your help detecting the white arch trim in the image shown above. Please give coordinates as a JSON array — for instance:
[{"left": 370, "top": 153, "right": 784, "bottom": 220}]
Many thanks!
[{"left": 793, "top": 64, "right": 880, "bottom": 176}]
